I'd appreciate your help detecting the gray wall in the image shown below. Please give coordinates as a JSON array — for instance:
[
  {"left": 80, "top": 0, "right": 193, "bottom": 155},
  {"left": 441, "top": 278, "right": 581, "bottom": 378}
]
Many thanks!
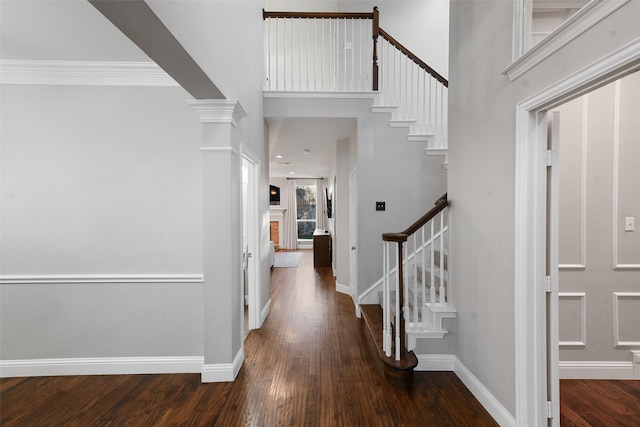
[
  {"left": 556, "top": 72, "right": 640, "bottom": 364},
  {"left": 449, "top": 0, "right": 640, "bottom": 416},
  {"left": 0, "top": 84, "right": 204, "bottom": 359}
]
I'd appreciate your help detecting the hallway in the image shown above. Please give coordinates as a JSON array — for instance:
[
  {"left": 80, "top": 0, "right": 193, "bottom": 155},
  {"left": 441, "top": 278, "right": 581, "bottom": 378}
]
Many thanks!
[{"left": 0, "top": 250, "right": 497, "bottom": 426}]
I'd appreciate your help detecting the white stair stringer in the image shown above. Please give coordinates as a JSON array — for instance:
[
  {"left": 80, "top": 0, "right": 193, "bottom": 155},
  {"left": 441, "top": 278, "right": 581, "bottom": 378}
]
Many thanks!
[
  {"left": 371, "top": 93, "right": 447, "bottom": 166},
  {"left": 378, "top": 287, "right": 457, "bottom": 351},
  {"left": 407, "top": 303, "right": 457, "bottom": 350}
]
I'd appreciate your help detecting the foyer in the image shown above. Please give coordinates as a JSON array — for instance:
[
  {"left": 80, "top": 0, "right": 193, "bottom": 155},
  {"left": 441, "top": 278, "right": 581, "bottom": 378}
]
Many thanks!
[{"left": 1, "top": 251, "right": 496, "bottom": 426}]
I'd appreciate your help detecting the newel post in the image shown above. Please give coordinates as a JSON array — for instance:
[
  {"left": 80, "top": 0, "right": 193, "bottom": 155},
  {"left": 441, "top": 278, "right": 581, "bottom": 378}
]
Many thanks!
[{"left": 372, "top": 6, "right": 379, "bottom": 91}]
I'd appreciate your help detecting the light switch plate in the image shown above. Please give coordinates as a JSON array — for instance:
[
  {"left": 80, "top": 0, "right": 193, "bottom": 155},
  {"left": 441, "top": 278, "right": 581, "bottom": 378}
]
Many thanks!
[{"left": 625, "top": 217, "right": 635, "bottom": 232}]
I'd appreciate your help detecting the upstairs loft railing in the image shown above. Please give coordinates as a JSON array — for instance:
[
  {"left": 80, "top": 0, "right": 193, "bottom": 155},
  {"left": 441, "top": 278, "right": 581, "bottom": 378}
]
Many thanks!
[
  {"left": 263, "top": 8, "right": 448, "bottom": 138},
  {"left": 382, "top": 194, "right": 449, "bottom": 361}
]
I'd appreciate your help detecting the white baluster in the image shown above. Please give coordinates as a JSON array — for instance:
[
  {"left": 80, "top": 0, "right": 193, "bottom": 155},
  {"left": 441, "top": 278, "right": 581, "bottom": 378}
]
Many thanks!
[
  {"left": 421, "top": 225, "right": 426, "bottom": 326},
  {"left": 395, "top": 243, "right": 401, "bottom": 361},
  {"left": 439, "top": 211, "right": 445, "bottom": 305},
  {"left": 430, "top": 220, "right": 435, "bottom": 308},
  {"left": 412, "top": 234, "right": 417, "bottom": 325}
]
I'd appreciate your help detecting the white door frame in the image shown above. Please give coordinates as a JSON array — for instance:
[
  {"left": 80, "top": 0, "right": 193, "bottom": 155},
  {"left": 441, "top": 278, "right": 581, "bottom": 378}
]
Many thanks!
[
  {"left": 514, "top": 39, "right": 640, "bottom": 426},
  {"left": 241, "top": 146, "right": 261, "bottom": 332},
  {"left": 349, "top": 170, "right": 358, "bottom": 306}
]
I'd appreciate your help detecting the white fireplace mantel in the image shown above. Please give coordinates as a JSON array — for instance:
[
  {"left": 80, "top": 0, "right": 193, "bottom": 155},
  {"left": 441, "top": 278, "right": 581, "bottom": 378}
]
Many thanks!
[{"left": 269, "top": 206, "right": 286, "bottom": 221}]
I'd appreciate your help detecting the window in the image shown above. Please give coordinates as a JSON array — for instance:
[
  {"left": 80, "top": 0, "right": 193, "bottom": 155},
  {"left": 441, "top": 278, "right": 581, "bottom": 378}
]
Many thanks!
[{"left": 296, "top": 184, "right": 317, "bottom": 240}]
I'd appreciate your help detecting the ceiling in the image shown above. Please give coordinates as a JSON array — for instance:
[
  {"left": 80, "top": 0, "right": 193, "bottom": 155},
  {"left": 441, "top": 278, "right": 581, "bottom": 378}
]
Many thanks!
[
  {"left": 266, "top": 117, "right": 356, "bottom": 179},
  {"left": 2, "top": 1, "right": 352, "bottom": 179}
]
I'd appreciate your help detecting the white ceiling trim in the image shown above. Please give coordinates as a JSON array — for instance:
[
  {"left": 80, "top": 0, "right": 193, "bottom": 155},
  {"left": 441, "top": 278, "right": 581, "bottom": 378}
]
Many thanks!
[{"left": 0, "top": 59, "right": 178, "bottom": 87}]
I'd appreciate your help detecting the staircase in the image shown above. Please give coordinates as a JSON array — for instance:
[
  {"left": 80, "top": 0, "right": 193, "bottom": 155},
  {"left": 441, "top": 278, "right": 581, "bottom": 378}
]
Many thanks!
[
  {"left": 262, "top": 8, "right": 452, "bottom": 386},
  {"left": 357, "top": 194, "right": 456, "bottom": 386},
  {"left": 262, "top": 7, "right": 448, "bottom": 163}
]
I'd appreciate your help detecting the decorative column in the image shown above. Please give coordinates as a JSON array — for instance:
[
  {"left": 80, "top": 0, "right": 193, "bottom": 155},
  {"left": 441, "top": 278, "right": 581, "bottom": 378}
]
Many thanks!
[{"left": 188, "top": 99, "right": 247, "bottom": 383}]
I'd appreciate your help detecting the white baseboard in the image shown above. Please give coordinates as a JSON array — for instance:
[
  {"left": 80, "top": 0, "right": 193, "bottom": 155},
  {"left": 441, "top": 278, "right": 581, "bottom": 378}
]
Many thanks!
[
  {"left": 335, "top": 282, "right": 353, "bottom": 297},
  {"left": 415, "top": 353, "right": 516, "bottom": 427},
  {"left": 0, "top": 356, "right": 203, "bottom": 378},
  {"left": 559, "top": 360, "right": 635, "bottom": 379},
  {"left": 415, "top": 354, "right": 456, "bottom": 371},
  {"left": 260, "top": 299, "right": 272, "bottom": 326},
  {"left": 201, "top": 348, "right": 244, "bottom": 383}
]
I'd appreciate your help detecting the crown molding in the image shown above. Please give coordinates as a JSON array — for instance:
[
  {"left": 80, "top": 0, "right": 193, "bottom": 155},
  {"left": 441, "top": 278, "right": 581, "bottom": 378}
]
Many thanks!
[{"left": 0, "top": 59, "right": 179, "bottom": 87}]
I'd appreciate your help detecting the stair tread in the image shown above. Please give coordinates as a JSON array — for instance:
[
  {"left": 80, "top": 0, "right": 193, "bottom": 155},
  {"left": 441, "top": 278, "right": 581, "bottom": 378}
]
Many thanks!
[{"left": 360, "top": 304, "right": 418, "bottom": 370}]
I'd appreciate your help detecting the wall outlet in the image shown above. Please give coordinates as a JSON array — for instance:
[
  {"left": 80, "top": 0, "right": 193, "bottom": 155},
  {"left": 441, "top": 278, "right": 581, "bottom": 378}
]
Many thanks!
[
  {"left": 625, "top": 217, "right": 635, "bottom": 232},
  {"left": 376, "top": 201, "right": 386, "bottom": 211}
]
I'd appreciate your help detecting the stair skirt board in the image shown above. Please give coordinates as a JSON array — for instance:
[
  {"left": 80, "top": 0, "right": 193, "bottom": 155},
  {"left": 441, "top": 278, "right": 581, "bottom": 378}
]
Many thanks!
[{"left": 416, "top": 354, "right": 516, "bottom": 427}]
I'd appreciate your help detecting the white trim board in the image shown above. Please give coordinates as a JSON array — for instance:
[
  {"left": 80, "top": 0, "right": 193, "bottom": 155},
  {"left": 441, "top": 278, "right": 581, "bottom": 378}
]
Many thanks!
[
  {"left": 0, "top": 356, "right": 203, "bottom": 378},
  {"left": 504, "top": 0, "right": 630, "bottom": 81},
  {"left": 0, "top": 274, "right": 204, "bottom": 285},
  {"left": 559, "top": 360, "right": 636, "bottom": 379},
  {"left": 201, "top": 348, "right": 244, "bottom": 383},
  {"left": 0, "top": 60, "right": 178, "bottom": 87},
  {"left": 416, "top": 354, "right": 516, "bottom": 427},
  {"left": 260, "top": 298, "right": 272, "bottom": 328},
  {"left": 515, "top": 36, "right": 640, "bottom": 427}
]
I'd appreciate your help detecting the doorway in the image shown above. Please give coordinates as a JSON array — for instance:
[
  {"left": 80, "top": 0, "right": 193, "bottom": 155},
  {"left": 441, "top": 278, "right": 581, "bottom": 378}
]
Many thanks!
[
  {"left": 514, "top": 42, "right": 640, "bottom": 426},
  {"left": 242, "top": 151, "right": 261, "bottom": 335}
]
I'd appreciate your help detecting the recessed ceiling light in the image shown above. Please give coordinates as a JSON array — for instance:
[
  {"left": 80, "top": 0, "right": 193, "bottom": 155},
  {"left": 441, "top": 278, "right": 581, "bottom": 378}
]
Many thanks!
[
  {"left": 303, "top": 149, "right": 311, "bottom": 155},
  {"left": 289, "top": 171, "right": 295, "bottom": 175},
  {"left": 275, "top": 155, "right": 283, "bottom": 159}
]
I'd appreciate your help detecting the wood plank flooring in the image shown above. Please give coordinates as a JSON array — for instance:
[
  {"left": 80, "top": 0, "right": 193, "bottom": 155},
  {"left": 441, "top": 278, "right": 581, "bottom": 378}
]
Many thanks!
[
  {"left": 560, "top": 379, "right": 640, "bottom": 426},
  {"left": 1, "top": 250, "right": 498, "bottom": 426}
]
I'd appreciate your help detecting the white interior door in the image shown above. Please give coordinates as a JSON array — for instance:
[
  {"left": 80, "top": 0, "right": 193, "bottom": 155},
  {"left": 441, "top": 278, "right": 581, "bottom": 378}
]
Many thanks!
[
  {"left": 242, "top": 154, "right": 260, "bottom": 333},
  {"left": 546, "top": 111, "right": 560, "bottom": 426},
  {"left": 349, "top": 170, "right": 357, "bottom": 299}
]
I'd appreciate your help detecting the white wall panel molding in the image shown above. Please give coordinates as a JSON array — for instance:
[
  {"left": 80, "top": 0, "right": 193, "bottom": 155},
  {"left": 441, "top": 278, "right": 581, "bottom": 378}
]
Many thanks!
[
  {"left": 201, "top": 348, "right": 244, "bottom": 383},
  {"left": 559, "top": 360, "right": 635, "bottom": 379},
  {"left": 559, "top": 96, "right": 588, "bottom": 271},
  {"left": 0, "top": 60, "right": 178, "bottom": 87},
  {"left": 503, "top": 0, "right": 630, "bottom": 81},
  {"left": 0, "top": 274, "right": 203, "bottom": 285},
  {"left": 0, "top": 356, "right": 203, "bottom": 378},
  {"left": 613, "top": 292, "right": 640, "bottom": 346},
  {"left": 612, "top": 80, "right": 640, "bottom": 270},
  {"left": 559, "top": 292, "right": 587, "bottom": 347}
]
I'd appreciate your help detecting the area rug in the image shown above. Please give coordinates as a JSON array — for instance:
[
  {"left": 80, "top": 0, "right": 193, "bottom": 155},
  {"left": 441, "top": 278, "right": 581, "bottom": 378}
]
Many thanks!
[{"left": 273, "top": 252, "right": 303, "bottom": 268}]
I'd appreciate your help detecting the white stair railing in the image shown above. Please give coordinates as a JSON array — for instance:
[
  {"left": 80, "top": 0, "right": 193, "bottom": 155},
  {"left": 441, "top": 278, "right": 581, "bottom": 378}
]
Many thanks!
[
  {"left": 263, "top": 10, "right": 375, "bottom": 92},
  {"left": 382, "top": 194, "right": 448, "bottom": 360},
  {"left": 263, "top": 9, "right": 449, "bottom": 150},
  {"left": 376, "top": 29, "right": 448, "bottom": 142}
]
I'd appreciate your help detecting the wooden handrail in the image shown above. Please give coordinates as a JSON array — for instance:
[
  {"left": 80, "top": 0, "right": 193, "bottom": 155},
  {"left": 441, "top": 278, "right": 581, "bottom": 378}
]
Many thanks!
[
  {"left": 263, "top": 8, "right": 447, "bottom": 92},
  {"left": 378, "top": 28, "right": 448, "bottom": 87},
  {"left": 263, "top": 10, "right": 374, "bottom": 20},
  {"left": 382, "top": 194, "right": 448, "bottom": 243}
]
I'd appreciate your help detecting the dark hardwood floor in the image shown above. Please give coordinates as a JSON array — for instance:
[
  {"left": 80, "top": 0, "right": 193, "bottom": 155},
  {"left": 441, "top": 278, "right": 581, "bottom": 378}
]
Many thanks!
[
  {"left": 2, "top": 250, "right": 497, "bottom": 426},
  {"left": 560, "top": 379, "right": 640, "bottom": 427}
]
